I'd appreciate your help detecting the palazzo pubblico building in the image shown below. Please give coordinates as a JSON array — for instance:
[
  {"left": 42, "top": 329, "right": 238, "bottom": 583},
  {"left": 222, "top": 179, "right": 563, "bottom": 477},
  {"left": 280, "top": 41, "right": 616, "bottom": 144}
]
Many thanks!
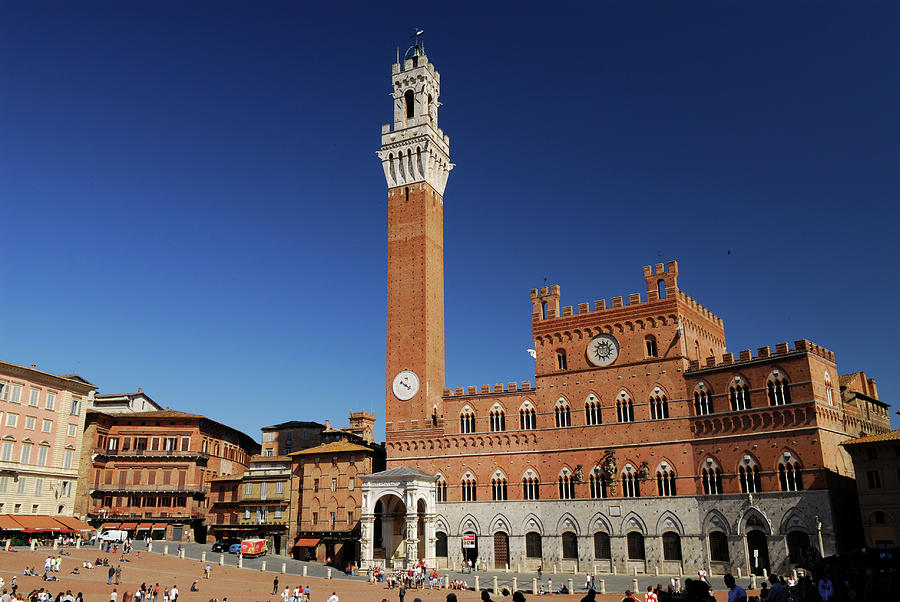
[{"left": 358, "top": 46, "right": 892, "bottom": 578}]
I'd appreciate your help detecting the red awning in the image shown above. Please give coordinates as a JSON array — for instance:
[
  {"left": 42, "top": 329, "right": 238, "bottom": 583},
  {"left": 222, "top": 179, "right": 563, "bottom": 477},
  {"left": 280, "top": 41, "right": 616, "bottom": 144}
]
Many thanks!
[
  {"left": 13, "top": 516, "right": 65, "bottom": 531},
  {"left": 120, "top": 522, "right": 138, "bottom": 530},
  {"left": 53, "top": 516, "right": 93, "bottom": 532},
  {"left": 135, "top": 523, "right": 152, "bottom": 530},
  {"left": 151, "top": 523, "right": 167, "bottom": 530},
  {"left": 101, "top": 522, "right": 121, "bottom": 530},
  {"left": 293, "top": 538, "right": 320, "bottom": 548},
  {"left": 0, "top": 515, "right": 24, "bottom": 530}
]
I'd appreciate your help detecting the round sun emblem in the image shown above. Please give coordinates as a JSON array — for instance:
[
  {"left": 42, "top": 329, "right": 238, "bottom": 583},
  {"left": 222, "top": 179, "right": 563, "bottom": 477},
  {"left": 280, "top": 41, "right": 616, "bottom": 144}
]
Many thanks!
[{"left": 587, "top": 334, "right": 620, "bottom": 367}]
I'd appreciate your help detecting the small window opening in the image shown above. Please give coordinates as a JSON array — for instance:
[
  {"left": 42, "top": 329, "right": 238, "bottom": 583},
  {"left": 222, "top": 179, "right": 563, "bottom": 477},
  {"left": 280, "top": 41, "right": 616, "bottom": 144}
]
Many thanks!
[
  {"left": 404, "top": 90, "right": 414, "bottom": 119},
  {"left": 657, "top": 279, "right": 666, "bottom": 299},
  {"left": 404, "top": 187, "right": 409, "bottom": 203},
  {"left": 556, "top": 350, "right": 567, "bottom": 370},
  {"left": 645, "top": 336, "right": 658, "bottom": 358},
  {"left": 541, "top": 301, "right": 548, "bottom": 320}
]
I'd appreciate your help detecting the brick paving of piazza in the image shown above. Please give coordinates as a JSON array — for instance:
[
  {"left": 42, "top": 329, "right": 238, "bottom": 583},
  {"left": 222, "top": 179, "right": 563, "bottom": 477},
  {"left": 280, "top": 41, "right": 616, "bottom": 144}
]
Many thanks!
[{"left": 0, "top": 546, "right": 747, "bottom": 602}]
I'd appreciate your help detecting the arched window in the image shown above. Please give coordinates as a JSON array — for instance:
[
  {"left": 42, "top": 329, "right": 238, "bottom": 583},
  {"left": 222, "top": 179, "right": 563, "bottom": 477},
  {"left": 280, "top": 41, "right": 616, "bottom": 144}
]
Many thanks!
[
  {"left": 585, "top": 395, "right": 601, "bottom": 426},
  {"left": 589, "top": 469, "right": 607, "bottom": 499},
  {"left": 491, "top": 473, "right": 508, "bottom": 501},
  {"left": 694, "top": 383, "right": 712, "bottom": 416},
  {"left": 708, "top": 531, "right": 730, "bottom": 562},
  {"left": 523, "top": 472, "right": 540, "bottom": 500},
  {"left": 558, "top": 471, "right": 575, "bottom": 499},
  {"left": 460, "top": 408, "right": 476, "bottom": 434},
  {"left": 739, "top": 459, "right": 762, "bottom": 493},
  {"left": 645, "top": 335, "right": 658, "bottom": 358},
  {"left": 778, "top": 454, "right": 803, "bottom": 492},
  {"left": 824, "top": 371, "right": 834, "bottom": 405},
  {"left": 436, "top": 476, "right": 448, "bottom": 502},
  {"left": 561, "top": 532, "right": 578, "bottom": 559},
  {"left": 616, "top": 391, "right": 634, "bottom": 423},
  {"left": 622, "top": 465, "right": 640, "bottom": 498},
  {"left": 627, "top": 532, "right": 645, "bottom": 559},
  {"left": 404, "top": 89, "right": 414, "bottom": 119},
  {"left": 555, "top": 400, "right": 571, "bottom": 427},
  {"left": 657, "top": 279, "right": 666, "bottom": 299},
  {"left": 767, "top": 372, "right": 792, "bottom": 406},
  {"left": 656, "top": 466, "right": 677, "bottom": 496},
  {"left": 662, "top": 532, "right": 682, "bottom": 560},
  {"left": 490, "top": 407, "right": 506, "bottom": 432},
  {"left": 593, "top": 532, "right": 611, "bottom": 559},
  {"left": 435, "top": 531, "right": 448, "bottom": 557},
  {"left": 650, "top": 391, "right": 669, "bottom": 420},
  {"left": 730, "top": 378, "right": 751, "bottom": 411},
  {"left": 519, "top": 403, "right": 536, "bottom": 430},
  {"left": 556, "top": 349, "right": 567, "bottom": 371},
  {"left": 461, "top": 475, "right": 477, "bottom": 501},
  {"left": 525, "top": 532, "right": 542, "bottom": 558},
  {"left": 701, "top": 459, "right": 723, "bottom": 495}
]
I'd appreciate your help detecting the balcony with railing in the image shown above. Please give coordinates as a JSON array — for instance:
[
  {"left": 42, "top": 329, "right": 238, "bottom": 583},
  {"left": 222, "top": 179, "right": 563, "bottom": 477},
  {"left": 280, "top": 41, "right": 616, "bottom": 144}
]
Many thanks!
[
  {"left": 92, "top": 447, "right": 209, "bottom": 462},
  {"left": 90, "top": 482, "right": 206, "bottom": 494}
]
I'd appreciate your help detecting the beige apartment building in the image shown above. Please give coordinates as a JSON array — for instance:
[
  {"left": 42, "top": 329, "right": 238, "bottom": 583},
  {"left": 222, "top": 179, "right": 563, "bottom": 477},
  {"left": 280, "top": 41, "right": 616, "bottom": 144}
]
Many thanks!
[{"left": 0, "top": 360, "right": 96, "bottom": 517}]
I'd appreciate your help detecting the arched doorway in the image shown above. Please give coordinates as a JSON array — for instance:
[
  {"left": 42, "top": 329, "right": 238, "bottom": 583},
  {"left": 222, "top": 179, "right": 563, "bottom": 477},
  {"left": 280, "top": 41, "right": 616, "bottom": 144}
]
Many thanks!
[
  {"left": 494, "top": 532, "right": 509, "bottom": 568},
  {"left": 462, "top": 531, "right": 478, "bottom": 566},
  {"left": 786, "top": 531, "right": 811, "bottom": 565},
  {"left": 375, "top": 493, "right": 407, "bottom": 564},
  {"left": 747, "top": 531, "right": 769, "bottom": 576}
]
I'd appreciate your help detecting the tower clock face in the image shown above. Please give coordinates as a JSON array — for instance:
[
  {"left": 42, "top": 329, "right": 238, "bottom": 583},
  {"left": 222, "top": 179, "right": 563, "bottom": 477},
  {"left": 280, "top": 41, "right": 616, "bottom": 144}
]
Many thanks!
[
  {"left": 392, "top": 370, "right": 420, "bottom": 401},
  {"left": 586, "top": 334, "right": 620, "bottom": 367}
]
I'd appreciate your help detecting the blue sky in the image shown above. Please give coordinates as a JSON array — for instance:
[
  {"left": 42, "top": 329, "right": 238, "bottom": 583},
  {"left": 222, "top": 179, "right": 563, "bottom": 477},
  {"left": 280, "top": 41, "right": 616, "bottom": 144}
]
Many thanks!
[{"left": 1, "top": 1, "right": 898, "bottom": 440}]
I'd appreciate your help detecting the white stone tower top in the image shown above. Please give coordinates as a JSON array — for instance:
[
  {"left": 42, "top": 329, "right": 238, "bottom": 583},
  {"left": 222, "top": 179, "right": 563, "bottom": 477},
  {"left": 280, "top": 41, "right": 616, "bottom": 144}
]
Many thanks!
[{"left": 377, "top": 45, "right": 453, "bottom": 195}]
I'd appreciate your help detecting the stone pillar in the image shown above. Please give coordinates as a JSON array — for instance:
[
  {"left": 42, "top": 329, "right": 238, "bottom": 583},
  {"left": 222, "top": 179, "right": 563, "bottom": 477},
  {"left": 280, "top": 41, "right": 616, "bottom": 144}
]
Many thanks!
[
  {"left": 76, "top": 539, "right": 81, "bottom": 549},
  {"left": 261, "top": 561, "right": 267, "bottom": 572},
  {"left": 474, "top": 576, "right": 480, "bottom": 590},
  {"left": 219, "top": 554, "right": 224, "bottom": 566},
  {"left": 492, "top": 575, "right": 498, "bottom": 594},
  {"left": 238, "top": 557, "right": 243, "bottom": 568},
  {"left": 567, "top": 578, "right": 574, "bottom": 594},
  {"left": 53, "top": 540, "right": 58, "bottom": 550},
  {"left": 282, "top": 562, "right": 286, "bottom": 574},
  {"left": 360, "top": 516, "right": 375, "bottom": 568},
  {"left": 512, "top": 577, "right": 518, "bottom": 593},
  {"left": 164, "top": 544, "right": 169, "bottom": 555},
  {"left": 632, "top": 578, "right": 639, "bottom": 593},
  {"left": 303, "top": 566, "right": 308, "bottom": 577},
  {"left": 31, "top": 540, "right": 36, "bottom": 551},
  {"left": 405, "top": 513, "right": 419, "bottom": 565},
  {"left": 737, "top": 567, "right": 742, "bottom": 578},
  {"left": 751, "top": 575, "right": 757, "bottom": 589},
  {"left": 201, "top": 552, "right": 206, "bottom": 562},
  {"left": 599, "top": 579, "right": 606, "bottom": 594},
  {"left": 327, "top": 568, "right": 332, "bottom": 579},
  {"left": 147, "top": 542, "right": 152, "bottom": 552},
  {"left": 532, "top": 578, "right": 537, "bottom": 594},
  {"left": 179, "top": 548, "right": 185, "bottom": 558}
]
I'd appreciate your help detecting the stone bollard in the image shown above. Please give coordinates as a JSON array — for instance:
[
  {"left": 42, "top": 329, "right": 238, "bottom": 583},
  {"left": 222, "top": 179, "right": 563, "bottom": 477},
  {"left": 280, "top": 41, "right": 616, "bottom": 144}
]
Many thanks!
[
  {"left": 599, "top": 579, "right": 606, "bottom": 594},
  {"left": 506, "top": 563, "right": 510, "bottom": 573},
  {"left": 792, "top": 569, "right": 798, "bottom": 581},
  {"left": 633, "top": 578, "right": 639, "bottom": 593},
  {"left": 148, "top": 542, "right": 153, "bottom": 552},
  {"left": 282, "top": 562, "right": 287, "bottom": 574},
  {"left": 763, "top": 568, "right": 768, "bottom": 580},
  {"left": 53, "top": 540, "right": 58, "bottom": 550},
  {"left": 180, "top": 549, "right": 185, "bottom": 559},
  {"left": 553, "top": 564, "right": 557, "bottom": 574},
  {"left": 164, "top": 544, "right": 169, "bottom": 555},
  {"left": 303, "top": 566, "right": 308, "bottom": 577},
  {"left": 261, "top": 561, "right": 267, "bottom": 572},
  {"left": 201, "top": 552, "right": 206, "bottom": 562},
  {"left": 76, "top": 539, "right": 81, "bottom": 549},
  {"left": 655, "top": 566, "right": 659, "bottom": 576},
  {"left": 612, "top": 565, "right": 617, "bottom": 575},
  {"left": 238, "top": 558, "right": 243, "bottom": 569},
  {"left": 516, "top": 562, "right": 521, "bottom": 573},
  {"left": 633, "top": 566, "right": 638, "bottom": 576},
  {"left": 751, "top": 575, "right": 757, "bottom": 590},
  {"left": 474, "top": 576, "right": 480, "bottom": 591},
  {"left": 567, "top": 578, "right": 574, "bottom": 594},
  {"left": 737, "top": 567, "right": 742, "bottom": 578},
  {"left": 512, "top": 577, "right": 518, "bottom": 593},
  {"left": 327, "top": 568, "right": 332, "bottom": 579},
  {"left": 219, "top": 554, "right": 224, "bottom": 566},
  {"left": 493, "top": 575, "right": 498, "bottom": 595},
  {"left": 31, "top": 540, "right": 36, "bottom": 551},
  {"left": 532, "top": 578, "right": 538, "bottom": 594}
]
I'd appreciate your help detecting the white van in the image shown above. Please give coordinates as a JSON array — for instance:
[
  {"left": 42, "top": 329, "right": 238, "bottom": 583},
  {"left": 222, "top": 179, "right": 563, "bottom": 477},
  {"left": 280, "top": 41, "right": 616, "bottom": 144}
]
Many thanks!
[{"left": 97, "top": 529, "right": 129, "bottom": 543}]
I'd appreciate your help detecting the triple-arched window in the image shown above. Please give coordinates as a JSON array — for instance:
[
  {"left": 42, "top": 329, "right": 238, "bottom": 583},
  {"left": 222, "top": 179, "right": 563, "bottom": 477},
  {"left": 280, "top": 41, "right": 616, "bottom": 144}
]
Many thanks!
[
  {"left": 460, "top": 408, "right": 476, "bottom": 434},
  {"left": 739, "top": 459, "right": 762, "bottom": 493},
  {"left": 730, "top": 378, "right": 751, "bottom": 411},
  {"left": 520, "top": 403, "right": 536, "bottom": 430},
  {"left": 778, "top": 455, "right": 803, "bottom": 491},
  {"left": 555, "top": 400, "right": 571, "bottom": 427},
  {"left": 590, "top": 469, "right": 608, "bottom": 499},
  {"left": 490, "top": 407, "right": 506, "bottom": 432},
  {"left": 585, "top": 395, "right": 601, "bottom": 425},
  {"left": 558, "top": 471, "right": 575, "bottom": 499},
  {"left": 701, "top": 459, "right": 723, "bottom": 495},
  {"left": 523, "top": 471, "right": 540, "bottom": 500},
  {"left": 436, "top": 476, "right": 448, "bottom": 502},
  {"left": 491, "top": 473, "right": 508, "bottom": 501},
  {"left": 616, "top": 392, "right": 634, "bottom": 423},
  {"left": 461, "top": 476, "right": 477, "bottom": 501},
  {"left": 622, "top": 465, "right": 640, "bottom": 498},
  {"left": 694, "top": 383, "right": 712, "bottom": 416},
  {"left": 650, "top": 390, "right": 669, "bottom": 420},
  {"left": 767, "top": 372, "right": 792, "bottom": 406},
  {"left": 656, "top": 466, "right": 677, "bottom": 496}
]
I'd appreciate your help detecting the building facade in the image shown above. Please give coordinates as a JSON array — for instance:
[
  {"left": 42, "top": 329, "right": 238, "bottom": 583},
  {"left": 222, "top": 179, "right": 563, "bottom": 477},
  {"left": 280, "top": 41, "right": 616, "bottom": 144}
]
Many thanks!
[
  {"left": 89, "top": 389, "right": 162, "bottom": 414},
  {"left": 76, "top": 409, "right": 259, "bottom": 542},
  {"left": 0, "top": 360, "right": 96, "bottom": 518},
  {"left": 360, "top": 46, "right": 893, "bottom": 577},
  {"left": 841, "top": 426, "right": 899, "bottom": 549}
]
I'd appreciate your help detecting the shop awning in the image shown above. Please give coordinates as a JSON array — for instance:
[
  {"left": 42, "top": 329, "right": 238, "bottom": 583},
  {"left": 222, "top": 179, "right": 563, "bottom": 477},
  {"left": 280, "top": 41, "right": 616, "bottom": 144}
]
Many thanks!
[
  {"left": 151, "top": 523, "right": 167, "bottom": 531},
  {"left": 0, "top": 515, "right": 24, "bottom": 530},
  {"left": 13, "top": 515, "right": 66, "bottom": 531},
  {"left": 293, "top": 538, "right": 320, "bottom": 548},
  {"left": 101, "top": 522, "right": 122, "bottom": 530},
  {"left": 120, "top": 522, "right": 138, "bottom": 530},
  {"left": 135, "top": 523, "right": 152, "bottom": 530},
  {"left": 53, "top": 516, "right": 93, "bottom": 532}
]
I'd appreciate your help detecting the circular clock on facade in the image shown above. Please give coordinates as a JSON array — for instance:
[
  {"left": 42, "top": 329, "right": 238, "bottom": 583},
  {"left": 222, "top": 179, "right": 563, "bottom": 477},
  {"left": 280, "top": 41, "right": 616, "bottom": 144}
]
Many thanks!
[
  {"left": 586, "top": 334, "right": 620, "bottom": 367},
  {"left": 392, "top": 369, "right": 420, "bottom": 401}
]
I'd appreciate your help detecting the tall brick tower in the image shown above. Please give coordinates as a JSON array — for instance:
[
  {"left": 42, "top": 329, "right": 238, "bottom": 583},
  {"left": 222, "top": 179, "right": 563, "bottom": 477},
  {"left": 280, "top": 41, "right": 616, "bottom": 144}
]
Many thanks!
[{"left": 378, "top": 44, "right": 453, "bottom": 437}]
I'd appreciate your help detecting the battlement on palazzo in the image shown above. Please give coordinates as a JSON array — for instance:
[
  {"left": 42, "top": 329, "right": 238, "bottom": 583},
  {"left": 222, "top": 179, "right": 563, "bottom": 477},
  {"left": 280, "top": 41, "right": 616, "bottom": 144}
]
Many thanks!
[
  {"left": 443, "top": 381, "right": 534, "bottom": 398},
  {"left": 530, "top": 261, "right": 723, "bottom": 327},
  {"left": 686, "top": 339, "right": 835, "bottom": 372}
]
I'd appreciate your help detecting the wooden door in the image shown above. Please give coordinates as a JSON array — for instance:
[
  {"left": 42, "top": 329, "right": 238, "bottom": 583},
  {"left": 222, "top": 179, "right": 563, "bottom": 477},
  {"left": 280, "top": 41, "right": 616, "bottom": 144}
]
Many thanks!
[{"left": 494, "top": 532, "right": 509, "bottom": 569}]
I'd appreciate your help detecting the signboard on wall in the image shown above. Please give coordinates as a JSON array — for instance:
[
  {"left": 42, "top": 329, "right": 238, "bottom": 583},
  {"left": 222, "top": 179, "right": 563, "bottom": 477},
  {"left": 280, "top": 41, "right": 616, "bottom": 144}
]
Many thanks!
[{"left": 462, "top": 534, "right": 476, "bottom": 549}]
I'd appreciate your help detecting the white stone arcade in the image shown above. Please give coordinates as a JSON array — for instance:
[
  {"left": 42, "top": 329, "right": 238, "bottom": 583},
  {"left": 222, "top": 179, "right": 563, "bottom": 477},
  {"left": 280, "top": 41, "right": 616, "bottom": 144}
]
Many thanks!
[{"left": 360, "top": 467, "right": 438, "bottom": 569}]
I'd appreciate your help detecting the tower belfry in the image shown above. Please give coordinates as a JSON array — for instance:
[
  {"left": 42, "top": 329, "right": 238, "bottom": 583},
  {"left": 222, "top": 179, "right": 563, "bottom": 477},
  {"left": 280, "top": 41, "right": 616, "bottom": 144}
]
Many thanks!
[{"left": 380, "top": 46, "right": 453, "bottom": 437}]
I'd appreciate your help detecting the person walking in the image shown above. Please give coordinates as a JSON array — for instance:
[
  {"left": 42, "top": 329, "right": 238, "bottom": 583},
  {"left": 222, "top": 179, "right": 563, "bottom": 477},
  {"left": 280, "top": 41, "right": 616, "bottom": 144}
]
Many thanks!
[
  {"left": 115, "top": 566, "right": 122, "bottom": 585},
  {"left": 723, "top": 574, "right": 746, "bottom": 602},
  {"left": 204, "top": 565, "right": 211, "bottom": 580},
  {"left": 326, "top": 593, "right": 338, "bottom": 602},
  {"left": 109, "top": 589, "right": 117, "bottom": 602},
  {"left": 272, "top": 577, "right": 279, "bottom": 595},
  {"left": 107, "top": 566, "right": 115, "bottom": 585},
  {"left": 169, "top": 585, "right": 178, "bottom": 602},
  {"left": 399, "top": 584, "right": 406, "bottom": 602}
]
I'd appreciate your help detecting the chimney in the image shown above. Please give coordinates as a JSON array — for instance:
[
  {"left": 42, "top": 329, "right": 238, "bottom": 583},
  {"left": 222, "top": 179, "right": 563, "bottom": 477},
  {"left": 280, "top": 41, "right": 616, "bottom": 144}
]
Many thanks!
[
  {"left": 867, "top": 378, "right": 879, "bottom": 400},
  {"left": 31, "top": 364, "right": 36, "bottom": 369},
  {"left": 138, "top": 387, "right": 142, "bottom": 394}
]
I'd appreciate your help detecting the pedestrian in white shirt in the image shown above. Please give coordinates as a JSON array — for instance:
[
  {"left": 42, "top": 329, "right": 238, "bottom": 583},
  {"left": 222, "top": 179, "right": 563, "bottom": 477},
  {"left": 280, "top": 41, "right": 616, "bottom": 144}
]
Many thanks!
[{"left": 326, "top": 593, "right": 339, "bottom": 602}]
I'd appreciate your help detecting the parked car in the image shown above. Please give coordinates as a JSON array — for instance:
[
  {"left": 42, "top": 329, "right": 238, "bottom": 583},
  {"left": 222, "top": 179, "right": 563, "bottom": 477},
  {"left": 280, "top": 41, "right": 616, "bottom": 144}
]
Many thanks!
[
  {"left": 212, "top": 538, "right": 240, "bottom": 553},
  {"left": 229, "top": 543, "right": 241, "bottom": 554}
]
